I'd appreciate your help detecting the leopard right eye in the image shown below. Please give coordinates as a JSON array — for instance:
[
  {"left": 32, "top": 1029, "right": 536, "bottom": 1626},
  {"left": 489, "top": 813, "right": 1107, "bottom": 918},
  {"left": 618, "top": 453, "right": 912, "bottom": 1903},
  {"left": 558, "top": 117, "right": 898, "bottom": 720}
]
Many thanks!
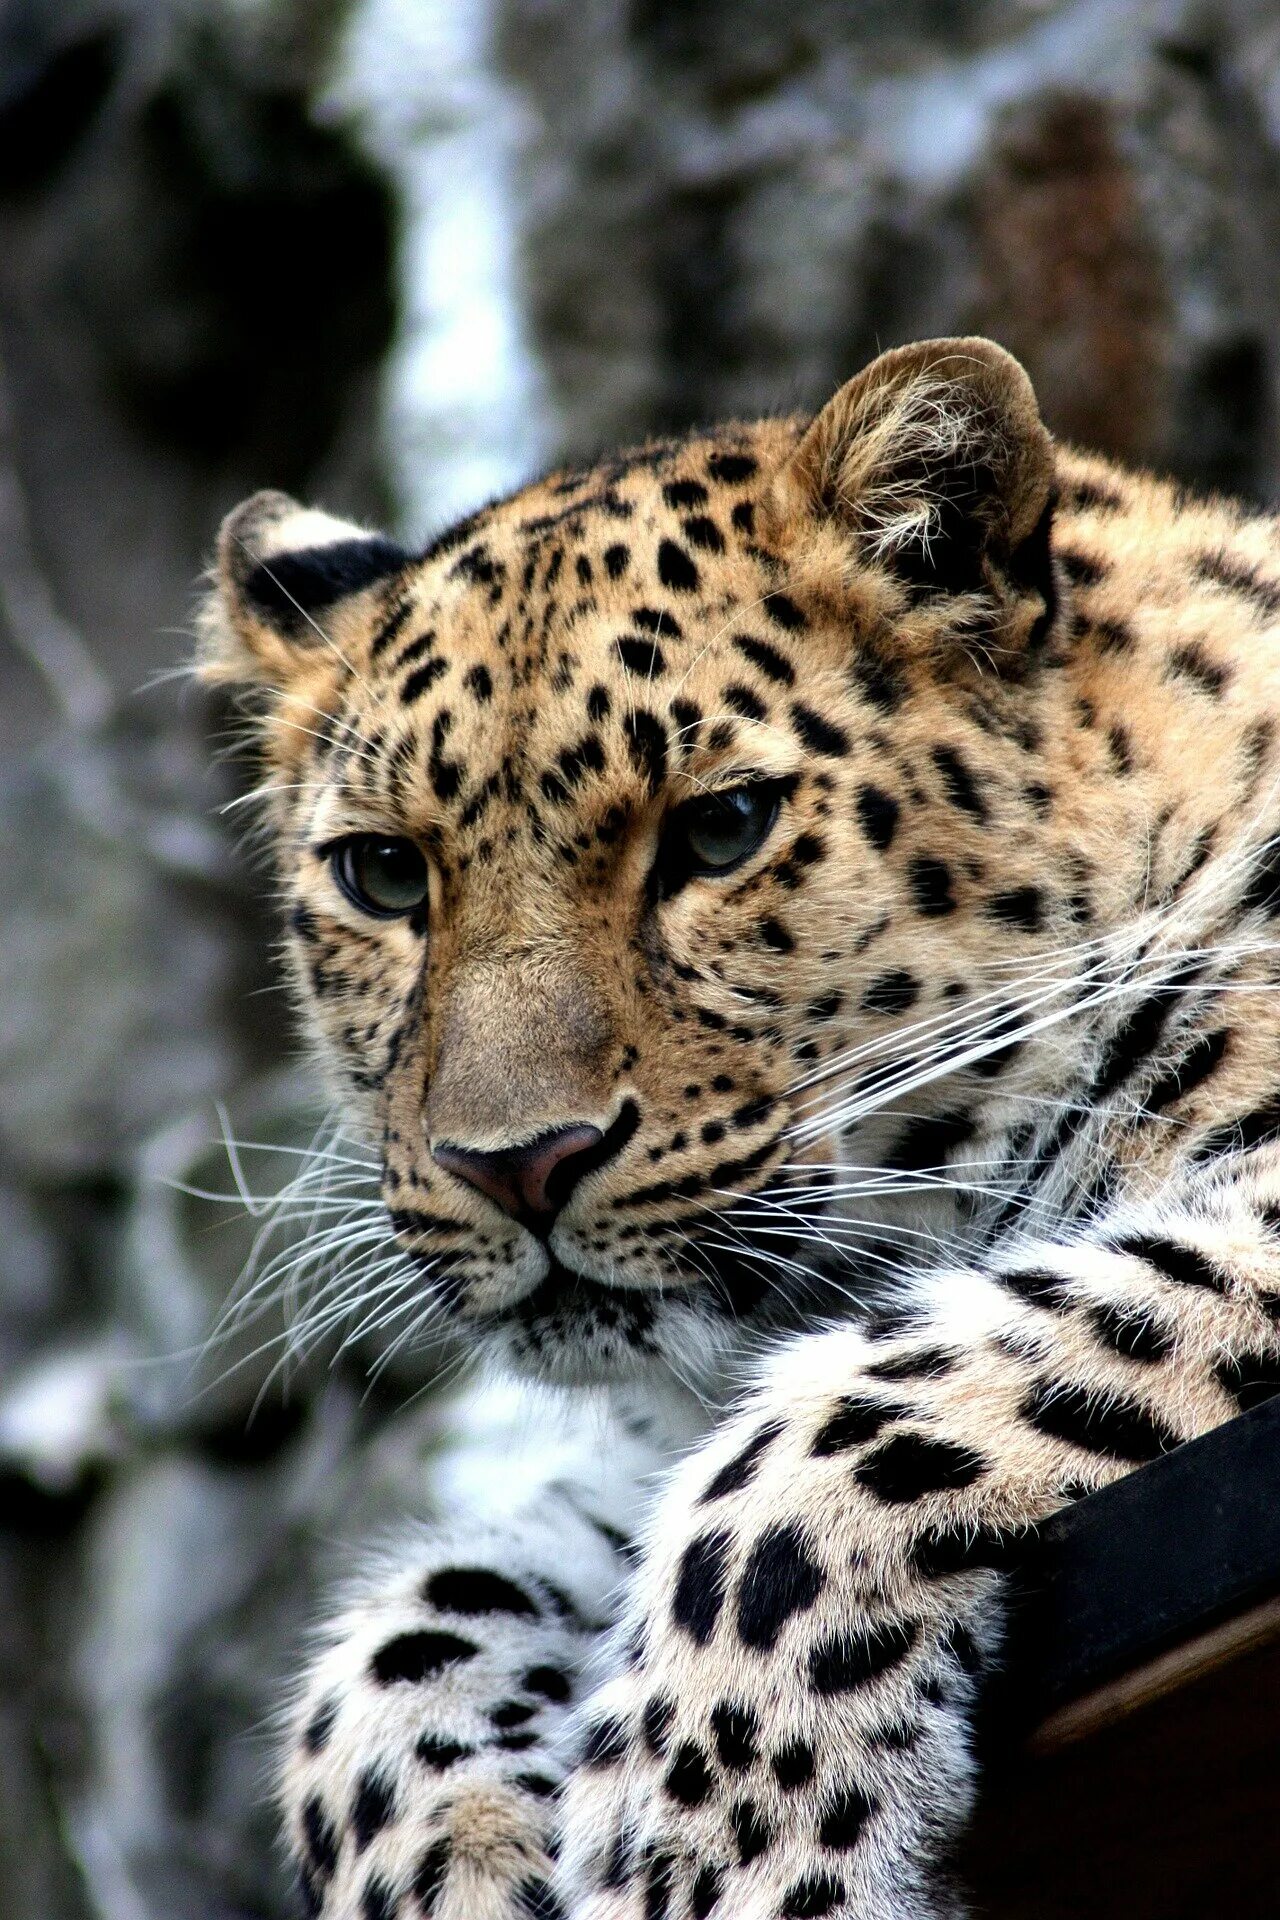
[{"left": 331, "top": 836, "right": 429, "bottom": 918}]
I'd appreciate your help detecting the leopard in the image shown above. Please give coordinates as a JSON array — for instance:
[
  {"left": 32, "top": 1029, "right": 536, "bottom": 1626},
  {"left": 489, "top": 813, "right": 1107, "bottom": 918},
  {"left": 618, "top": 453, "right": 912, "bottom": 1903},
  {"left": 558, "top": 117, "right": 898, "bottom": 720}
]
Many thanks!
[{"left": 198, "top": 336, "right": 1280, "bottom": 1920}]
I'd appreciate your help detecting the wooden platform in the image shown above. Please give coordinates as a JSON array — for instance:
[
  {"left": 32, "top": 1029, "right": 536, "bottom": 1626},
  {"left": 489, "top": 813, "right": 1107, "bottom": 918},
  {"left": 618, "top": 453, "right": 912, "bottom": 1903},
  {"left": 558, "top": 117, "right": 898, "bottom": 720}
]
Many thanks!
[{"left": 965, "top": 1395, "right": 1280, "bottom": 1918}]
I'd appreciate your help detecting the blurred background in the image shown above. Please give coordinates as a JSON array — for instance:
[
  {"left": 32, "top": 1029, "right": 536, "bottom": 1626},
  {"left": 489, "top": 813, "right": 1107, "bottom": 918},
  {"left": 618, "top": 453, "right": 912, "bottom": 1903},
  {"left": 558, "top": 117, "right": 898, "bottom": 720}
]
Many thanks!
[{"left": 2, "top": 1, "right": 1280, "bottom": 1914}]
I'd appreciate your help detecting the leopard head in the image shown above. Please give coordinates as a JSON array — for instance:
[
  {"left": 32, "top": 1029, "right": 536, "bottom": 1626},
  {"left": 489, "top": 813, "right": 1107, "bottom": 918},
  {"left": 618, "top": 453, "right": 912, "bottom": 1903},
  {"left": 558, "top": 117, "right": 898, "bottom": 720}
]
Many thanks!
[{"left": 201, "top": 338, "right": 1082, "bottom": 1386}]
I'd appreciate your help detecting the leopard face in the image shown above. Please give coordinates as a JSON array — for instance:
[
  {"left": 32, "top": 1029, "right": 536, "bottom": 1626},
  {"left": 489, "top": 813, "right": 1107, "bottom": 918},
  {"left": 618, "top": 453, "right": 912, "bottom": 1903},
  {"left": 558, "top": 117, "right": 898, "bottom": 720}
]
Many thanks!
[{"left": 202, "top": 339, "right": 1107, "bottom": 1385}]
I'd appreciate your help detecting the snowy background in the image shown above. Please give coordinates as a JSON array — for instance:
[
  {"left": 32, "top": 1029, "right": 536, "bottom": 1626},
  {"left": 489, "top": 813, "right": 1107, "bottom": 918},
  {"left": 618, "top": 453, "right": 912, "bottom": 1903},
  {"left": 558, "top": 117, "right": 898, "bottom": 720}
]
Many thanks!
[{"left": 3, "top": 1, "right": 1280, "bottom": 1913}]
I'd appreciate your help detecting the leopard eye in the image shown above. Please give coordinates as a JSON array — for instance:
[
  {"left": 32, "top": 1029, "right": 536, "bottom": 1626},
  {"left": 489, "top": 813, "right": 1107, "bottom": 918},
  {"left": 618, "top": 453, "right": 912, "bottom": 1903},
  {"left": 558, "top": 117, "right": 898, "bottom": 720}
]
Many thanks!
[
  {"left": 675, "top": 784, "right": 781, "bottom": 878},
  {"left": 331, "top": 836, "right": 429, "bottom": 918}
]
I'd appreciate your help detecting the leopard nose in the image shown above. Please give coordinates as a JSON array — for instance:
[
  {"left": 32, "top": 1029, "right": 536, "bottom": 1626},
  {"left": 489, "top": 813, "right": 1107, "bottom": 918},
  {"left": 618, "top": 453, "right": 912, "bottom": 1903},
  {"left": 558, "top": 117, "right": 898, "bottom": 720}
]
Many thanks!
[{"left": 432, "top": 1123, "right": 607, "bottom": 1226}]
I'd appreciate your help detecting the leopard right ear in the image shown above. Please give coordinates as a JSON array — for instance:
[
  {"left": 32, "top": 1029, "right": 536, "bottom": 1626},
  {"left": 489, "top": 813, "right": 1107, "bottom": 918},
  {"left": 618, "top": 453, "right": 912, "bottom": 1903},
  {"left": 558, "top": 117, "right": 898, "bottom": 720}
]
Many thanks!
[{"left": 197, "top": 489, "right": 410, "bottom": 691}]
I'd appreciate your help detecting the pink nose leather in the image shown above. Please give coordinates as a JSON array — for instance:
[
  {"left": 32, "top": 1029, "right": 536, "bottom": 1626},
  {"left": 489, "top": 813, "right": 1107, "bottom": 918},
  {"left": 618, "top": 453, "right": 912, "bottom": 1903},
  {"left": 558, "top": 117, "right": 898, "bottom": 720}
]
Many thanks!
[{"left": 432, "top": 1123, "right": 606, "bottom": 1223}]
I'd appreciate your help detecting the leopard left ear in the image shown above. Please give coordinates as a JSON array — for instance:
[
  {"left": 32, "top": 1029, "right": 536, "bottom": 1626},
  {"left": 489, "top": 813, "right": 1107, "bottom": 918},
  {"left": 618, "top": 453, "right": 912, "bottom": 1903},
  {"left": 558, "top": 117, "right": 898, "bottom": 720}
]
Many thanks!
[
  {"left": 768, "top": 337, "right": 1059, "bottom": 665},
  {"left": 198, "top": 489, "right": 410, "bottom": 691}
]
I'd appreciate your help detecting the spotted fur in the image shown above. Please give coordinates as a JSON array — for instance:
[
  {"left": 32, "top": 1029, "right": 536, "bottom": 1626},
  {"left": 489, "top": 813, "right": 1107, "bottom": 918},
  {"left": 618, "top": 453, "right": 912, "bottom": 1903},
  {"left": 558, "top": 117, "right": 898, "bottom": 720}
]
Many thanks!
[{"left": 200, "top": 338, "right": 1280, "bottom": 1918}]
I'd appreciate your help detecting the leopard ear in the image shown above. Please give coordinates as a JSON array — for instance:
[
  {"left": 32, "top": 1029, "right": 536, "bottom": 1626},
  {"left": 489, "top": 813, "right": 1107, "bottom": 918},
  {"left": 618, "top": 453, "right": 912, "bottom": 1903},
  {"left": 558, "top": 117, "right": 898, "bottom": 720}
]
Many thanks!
[
  {"left": 769, "top": 337, "right": 1058, "bottom": 663},
  {"left": 197, "top": 489, "right": 410, "bottom": 691}
]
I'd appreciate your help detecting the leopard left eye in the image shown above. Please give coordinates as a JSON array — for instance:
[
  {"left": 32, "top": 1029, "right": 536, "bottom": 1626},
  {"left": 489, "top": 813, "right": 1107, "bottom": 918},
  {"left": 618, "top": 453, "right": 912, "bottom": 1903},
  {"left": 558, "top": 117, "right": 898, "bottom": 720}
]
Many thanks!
[{"left": 665, "top": 783, "right": 782, "bottom": 884}]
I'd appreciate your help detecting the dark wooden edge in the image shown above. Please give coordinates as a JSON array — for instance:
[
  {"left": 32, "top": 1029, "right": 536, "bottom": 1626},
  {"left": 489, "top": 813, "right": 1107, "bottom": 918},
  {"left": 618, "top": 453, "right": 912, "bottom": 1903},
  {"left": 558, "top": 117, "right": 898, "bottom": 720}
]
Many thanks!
[{"left": 993, "top": 1392, "right": 1280, "bottom": 1739}]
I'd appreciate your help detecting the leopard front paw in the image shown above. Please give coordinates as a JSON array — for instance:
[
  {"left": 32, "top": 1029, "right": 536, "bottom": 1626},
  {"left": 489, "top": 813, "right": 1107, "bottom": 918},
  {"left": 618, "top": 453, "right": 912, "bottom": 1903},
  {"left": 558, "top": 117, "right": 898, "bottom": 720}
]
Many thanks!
[
  {"left": 295, "top": 1769, "right": 562, "bottom": 1918},
  {"left": 284, "top": 1552, "right": 585, "bottom": 1916}
]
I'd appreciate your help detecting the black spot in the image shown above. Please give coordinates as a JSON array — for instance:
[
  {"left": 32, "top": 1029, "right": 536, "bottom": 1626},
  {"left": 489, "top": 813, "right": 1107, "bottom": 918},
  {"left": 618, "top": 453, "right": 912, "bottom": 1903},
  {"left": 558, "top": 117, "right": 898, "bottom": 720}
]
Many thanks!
[
  {"left": 582, "top": 1716, "right": 629, "bottom": 1766},
  {"left": 518, "top": 1876, "right": 566, "bottom": 1919},
  {"left": 1168, "top": 642, "right": 1230, "bottom": 697},
  {"left": 302, "top": 1795, "right": 339, "bottom": 1879},
  {"left": 732, "top": 1797, "right": 773, "bottom": 1865},
  {"left": 791, "top": 702, "right": 848, "bottom": 756},
  {"left": 304, "top": 1696, "right": 338, "bottom": 1755},
  {"left": 701, "top": 1420, "right": 783, "bottom": 1501},
  {"left": 782, "top": 1872, "right": 846, "bottom": 1916},
  {"left": 559, "top": 734, "right": 607, "bottom": 787},
  {"left": 1090, "top": 970, "right": 1197, "bottom": 1101},
  {"left": 855, "top": 784, "right": 900, "bottom": 851},
  {"left": 986, "top": 886, "right": 1043, "bottom": 932},
  {"left": 910, "top": 1521, "right": 1024, "bottom": 1579},
  {"left": 811, "top": 1394, "right": 906, "bottom": 1455},
  {"left": 1144, "top": 1027, "right": 1230, "bottom": 1111},
  {"left": 736, "top": 1522, "right": 825, "bottom": 1649},
  {"left": 451, "top": 542, "right": 503, "bottom": 589},
  {"left": 672, "top": 1529, "right": 733, "bottom": 1644},
  {"left": 909, "top": 856, "right": 956, "bottom": 916},
  {"left": 709, "top": 452, "right": 758, "bottom": 484},
  {"left": 866, "top": 1345, "right": 957, "bottom": 1382},
  {"left": 764, "top": 591, "right": 806, "bottom": 631},
  {"left": 618, "top": 636, "right": 666, "bottom": 676},
  {"left": 361, "top": 1874, "right": 399, "bottom": 1920},
  {"left": 464, "top": 663, "right": 493, "bottom": 702},
  {"left": 760, "top": 917, "right": 794, "bottom": 953},
  {"left": 352, "top": 1769, "right": 396, "bottom": 1854},
  {"left": 711, "top": 1700, "right": 759, "bottom": 1770},
  {"left": 587, "top": 683, "right": 612, "bottom": 721},
  {"left": 604, "top": 543, "right": 630, "bottom": 579},
  {"left": 818, "top": 1783, "right": 876, "bottom": 1850},
  {"left": 370, "top": 1629, "right": 477, "bottom": 1684},
  {"left": 683, "top": 514, "right": 725, "bottom": 553},
  {"left": 633, "top": 606, "right": 681, "bottom": 636},
  {"left": 855, "top": 1432, "right": 986, "bottom": 1503},
  {"left": 691, "top": 1865, "right": 724, "bottom": 1919},
  {"left": 658, "top": 539, "right": 699, "bottom": 591},
  {"left": 369, "top": 599, "right": 413, "bottom": 660},
  {"left": 402, "top": 655, "right": 449, "bottom": 703},
  {"left": 428, "top": 710, "right": 462, "bottom": 802},
  {"left": 1108, "top": 722, "right": 1133, "bottom": 775},
  {"left": 932, "top": 745, "right": 987, "bottom": 821},
  {"left": 861, "top": 970, "right": 919, "bottom": 1015},
  {"left": 1242, "top": 838, "right": 1280, "bottom": 921},
  {"left": 1215, "top": 1350, "right": 1280, "bottom": 1412},
  {"left": 644, "top": 1849, "right": 675, "bottom": 1920},
  {"left": 1089, "top": 1301, "right": 1174, "bottom": 1364},
  {"left": 416, "top": 1732, "right": 473, "bottom": 1769},
  {"left": 514, "top": 1771, "right": 558, "bottom": 1797},
  {"left": 426, "top": 1567, "right": 540, "bottom": 1616},
  {"left": 731, "top": 501, "right": 755, "bottom": 533},
  {"left": 664, "top": 478, "right": 708, "bottom": 508},
  {"left": 1110, "top": 1233, "right": 1228, "bottom": 1293},
  {"left": 1195, "top": 1099, "right": 1280, "bottom": 1164},
  {"left": 642, "top": 1694, "right": 675, "bottom": 1755},
  {"left": 999, "top": 1268, "right": 1070, "bottom": 1309},
  {"left": 809, "top": 1617, "right": 919, "bottom": 1692},
  {"left": 523, "top": 1665, "right": 572, "bottom": 1703},
  {"left": 669, "top": 697, "right": 701, "bottom": 745},
  {"left": 1059, "top": 548, "right": 1105, "bottom": 587},
  {"left": 1195, "top": 549, "right": 1280, "bottom": 619},
  {"left": 624, "top": 710, "right": 669, "bottom": 792},
  {"left": 771, "top": 1738, "right": 815, "bottom": 1791},
  {"left": 665, "top": 1740, "right": 714, "bottom": 1806},
  {"left": 734, "top": 634, "right": 795, "bottom": 684},
  {"left": 851, "top": 649, "right": 906, "bottom": 713},
  {"left": 1022, "top": 1377, "right": 1179, "bottom": 1462},
  {"left": 413, "top": 1838, "right": 451, "bottom": 1913},
  {"left": 807, "top": 989, "right": 844, "bottom": 1022},
  {"left": 491, "top": 1700, "right": 537, "bottom": 1729},
  {"left": 724, "top": 682, "right": 767, "bottom": 722},
  {"left": 1066, "top": 476, "right": 1124, "bottom": 512}
]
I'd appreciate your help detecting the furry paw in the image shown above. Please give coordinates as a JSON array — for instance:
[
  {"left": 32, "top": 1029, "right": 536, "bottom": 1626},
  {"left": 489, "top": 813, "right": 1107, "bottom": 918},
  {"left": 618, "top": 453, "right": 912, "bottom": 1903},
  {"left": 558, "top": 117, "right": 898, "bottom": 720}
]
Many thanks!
[{"left": 284, "top": 1536, "right": 589, "bottom": 1916}]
